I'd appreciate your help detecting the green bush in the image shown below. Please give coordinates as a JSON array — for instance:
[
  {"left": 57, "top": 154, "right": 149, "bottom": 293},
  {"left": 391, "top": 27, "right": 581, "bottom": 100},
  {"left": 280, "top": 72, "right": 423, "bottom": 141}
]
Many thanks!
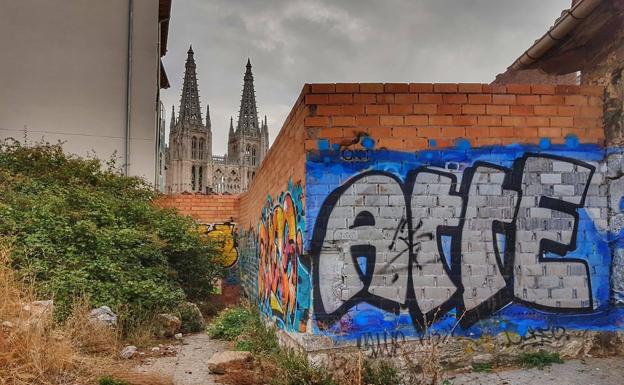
[
  {"left": 98, "top": 377, "right": 129, "bottom": 385},
  {"left": 0, "top": 141, "right": 224, "bottom": 323},
  {"left": 207, "top": 307, "right": 252, "bottom": 340},
  {"left": 519, "top": 350, "right": 564, "bottom": 369}
]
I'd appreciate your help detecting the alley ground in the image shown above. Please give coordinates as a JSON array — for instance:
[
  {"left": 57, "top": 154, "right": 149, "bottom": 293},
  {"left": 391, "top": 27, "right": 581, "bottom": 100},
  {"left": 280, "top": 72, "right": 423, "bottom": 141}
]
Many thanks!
[{"left": 139, "top": 334, "right": 624, "bottom": 385}]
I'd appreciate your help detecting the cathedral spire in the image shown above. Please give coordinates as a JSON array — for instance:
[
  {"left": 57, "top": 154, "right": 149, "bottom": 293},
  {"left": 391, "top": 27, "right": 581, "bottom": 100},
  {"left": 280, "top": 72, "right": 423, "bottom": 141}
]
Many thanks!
[
  {"left": 177, "top": 45, "right": 203, "bottom": 127},
  {"left": 229, "top": 116, "right": 234, "bottom": 135},
  {"left": 236, "top": 58, "right": 259, "bottom": 134},
  {"left": 205, "top": 104, "right": 211, "bottom": 129},
  {"left": 170, "top": 105, "right": 175, "bottom": 130}
]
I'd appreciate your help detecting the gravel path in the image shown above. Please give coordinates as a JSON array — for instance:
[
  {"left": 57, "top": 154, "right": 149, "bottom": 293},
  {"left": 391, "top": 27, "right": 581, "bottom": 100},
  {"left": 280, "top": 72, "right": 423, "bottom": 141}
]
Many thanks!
[
  {"left": 138, "top": 333, "right": 229, "bottom": 385},
  {"left": 449, "top": 357, "right": 624, "bottom": 385}
]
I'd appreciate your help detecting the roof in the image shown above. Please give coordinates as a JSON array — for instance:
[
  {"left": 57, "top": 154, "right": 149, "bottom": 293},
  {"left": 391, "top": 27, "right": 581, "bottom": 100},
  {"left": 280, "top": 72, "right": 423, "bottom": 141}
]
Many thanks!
[{"left": 508, "top": 0, "right": 623, "bottom": 74}]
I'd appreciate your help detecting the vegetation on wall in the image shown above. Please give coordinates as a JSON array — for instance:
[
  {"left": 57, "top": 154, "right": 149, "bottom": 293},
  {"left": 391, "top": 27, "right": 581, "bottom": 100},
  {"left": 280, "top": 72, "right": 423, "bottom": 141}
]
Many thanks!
[{"left": 0, "top": 141, "right": 224, "bottom": 322}]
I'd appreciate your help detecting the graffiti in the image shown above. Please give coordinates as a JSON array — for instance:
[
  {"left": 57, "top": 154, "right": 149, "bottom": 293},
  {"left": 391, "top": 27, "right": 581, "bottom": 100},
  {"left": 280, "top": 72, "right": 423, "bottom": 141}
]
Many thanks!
[
  {"left": 357, "top": 330, "right": 406, "bottom": 357},
  {"left": 503, "top": 324, "right": 567, "bottom": 347},
  {"left": 258, "top": 180, "right": 311, "bottom": 332},
  {"left": 201, "top": 222, "right": 239, "bottom": 268},
  {"left": 306, "top": 143, "right": 622, "bottom": 340}
]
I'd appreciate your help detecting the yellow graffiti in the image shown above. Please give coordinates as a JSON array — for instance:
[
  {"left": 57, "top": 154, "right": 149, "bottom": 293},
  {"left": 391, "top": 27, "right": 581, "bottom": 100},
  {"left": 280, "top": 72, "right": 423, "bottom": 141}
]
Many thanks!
[{"left": 200, "top": 223, "right": 239, "bottom": 268}]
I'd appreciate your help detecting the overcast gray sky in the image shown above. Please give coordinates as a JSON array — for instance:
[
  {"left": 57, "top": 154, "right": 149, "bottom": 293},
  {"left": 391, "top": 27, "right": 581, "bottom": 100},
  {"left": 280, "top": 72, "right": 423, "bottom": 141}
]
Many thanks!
[{"left": 161, "top": 0, "right": 571, "bottom": 155}]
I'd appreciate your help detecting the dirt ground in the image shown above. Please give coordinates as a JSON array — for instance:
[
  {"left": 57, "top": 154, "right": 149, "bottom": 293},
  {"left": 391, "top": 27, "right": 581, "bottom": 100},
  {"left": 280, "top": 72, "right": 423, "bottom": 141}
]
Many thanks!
[
  {"left": 138, "top": 333, "right": 229, "bottom": 385},
  {"left": 449, "top": 357, "right": 624, "bottom": 385}
]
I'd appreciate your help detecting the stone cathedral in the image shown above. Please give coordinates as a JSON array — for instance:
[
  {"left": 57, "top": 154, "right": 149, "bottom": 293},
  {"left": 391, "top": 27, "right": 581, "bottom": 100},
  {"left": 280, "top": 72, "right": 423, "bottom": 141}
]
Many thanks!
[{"left": 165, "top": 46, "right": 269, "bottom": 194}]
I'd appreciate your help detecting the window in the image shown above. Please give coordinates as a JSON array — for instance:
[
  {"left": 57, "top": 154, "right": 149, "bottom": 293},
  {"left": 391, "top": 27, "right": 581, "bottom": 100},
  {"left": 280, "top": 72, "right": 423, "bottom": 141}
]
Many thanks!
[
  {"left": 198, "top": 166, "right": 203, "bottom": 191},
  {"left": 199, "top": 138, "right": 204, "bottom": 160},
  {"left": 252, "top": 146, "right": 257, "bottom": 165},
  {"left": 191, "top": 166, "right": 196, "bottom": 191},
  {"left": 191, "top": 137, "right": 197, "bottom": 159}
]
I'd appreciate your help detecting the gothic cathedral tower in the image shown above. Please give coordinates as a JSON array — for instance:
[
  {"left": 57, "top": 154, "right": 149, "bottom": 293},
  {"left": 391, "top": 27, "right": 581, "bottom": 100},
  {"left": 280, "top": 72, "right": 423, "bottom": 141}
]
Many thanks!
[
  {"left": 165, "top": 46, "right": 212, "bottom": 193},
  {"left": 165, "top": 50, "right": 268, "bottom": 194}
]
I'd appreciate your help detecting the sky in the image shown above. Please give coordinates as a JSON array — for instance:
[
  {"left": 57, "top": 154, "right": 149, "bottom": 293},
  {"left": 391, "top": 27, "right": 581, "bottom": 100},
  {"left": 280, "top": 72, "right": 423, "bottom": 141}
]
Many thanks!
[{"left": 161, "top": 0, "right": 572, "bottom": 155}]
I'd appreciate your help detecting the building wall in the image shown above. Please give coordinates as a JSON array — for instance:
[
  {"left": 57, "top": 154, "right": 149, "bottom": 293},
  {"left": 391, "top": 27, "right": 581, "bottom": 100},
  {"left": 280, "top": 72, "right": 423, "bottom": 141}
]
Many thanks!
[
  {"left": 0, "top": 0, "right": 161, "bottom": 183},
  {"left": 154, "top": 194, "right": 240, "bottom": 223}
]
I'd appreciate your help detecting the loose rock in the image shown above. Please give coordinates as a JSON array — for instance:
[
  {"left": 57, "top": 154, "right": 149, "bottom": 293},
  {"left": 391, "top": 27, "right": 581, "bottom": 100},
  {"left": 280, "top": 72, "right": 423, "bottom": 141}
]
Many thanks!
[
  {"left": 472, "top": 353, "right": 494, "bottom": 365},
  {"left": 155, "top": 313, "right": 181, "bottom": 338},
  {"left": 207, "top": 350, "right": 252, "bottom": 374},
  {"left": 89, "top": 306, "right": 118, "bottom": 327},
  {"left": 120, "top": 345, "right": 138, "bottom": 359}
]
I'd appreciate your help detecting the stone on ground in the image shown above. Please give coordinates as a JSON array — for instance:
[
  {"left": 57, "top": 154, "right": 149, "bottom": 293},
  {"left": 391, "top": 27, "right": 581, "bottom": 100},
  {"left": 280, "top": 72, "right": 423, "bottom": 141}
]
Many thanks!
[
  {"left": 156, "top": 313, "right": 181, "bottom": 337},
  {"left": 207, "top": 350, "right": 252, "bottom": 374},
  {"left": 89, "top": 305, "right": 118, "bottom": 327}
]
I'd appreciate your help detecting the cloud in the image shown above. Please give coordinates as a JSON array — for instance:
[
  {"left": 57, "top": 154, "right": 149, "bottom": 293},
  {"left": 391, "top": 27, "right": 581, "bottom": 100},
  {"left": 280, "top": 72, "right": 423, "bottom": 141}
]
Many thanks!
[{"left": 162, "top": 0, "right": 572, "bottom": 155}]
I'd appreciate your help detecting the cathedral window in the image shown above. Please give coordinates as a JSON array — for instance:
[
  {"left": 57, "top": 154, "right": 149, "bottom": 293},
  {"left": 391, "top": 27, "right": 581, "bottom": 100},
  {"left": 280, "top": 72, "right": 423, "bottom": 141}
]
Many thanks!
[
  {"left": 191, "top": 137, "right": 198, "bottom": 159},
  {"left": 198, "top": 166, "right": 203, "bottom": 192},
  {"left": 251, "top": 147, "right": 257, "bottom": 165},
  {"left": 191, "top": 166, "right": 196, "bottom": 191},
  {"left": 199, "top": 138, "right": 204, "bottom": 160}
]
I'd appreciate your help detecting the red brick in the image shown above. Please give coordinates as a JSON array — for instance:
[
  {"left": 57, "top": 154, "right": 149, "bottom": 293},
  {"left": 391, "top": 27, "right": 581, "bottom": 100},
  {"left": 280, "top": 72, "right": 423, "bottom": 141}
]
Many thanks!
[
  {"left": 580, "top": 106, "right": 604, "bottom": 117},
  {"left": 458, "top": 83, "right": 483, "bottom": 93},
  {"left": 462, "top": 104, "right": 486, "bottom": 114},
  {"left": 588, "top": 96, "right": 603, "bottom": 106},
  {"left": 511, "top": 105, "right": 536, "bottom": 116},
  {"left": 311, "top": 84, "right": 335, "bottom": 93},
  {"left": 342, "top": 104, "right": 366, "bottom": 115},
  {"left": 419, "top": 93, "right": 444, "bottom": 103},
  {"left": 465, "top": 126, "right": 490, "bottom": 137},
  {"left": 538, "top": 127, "right": 562, "bottom": 137},
  {"left": 478, "top": 115, "right": 502, "bottom": 126},
  {"left": 501, "top": 116, "right": 527, "bottom": 126},
  {"left": 377, "top": 94, "right": 395, "bottom": 104},
  {"left": 489, "top": 126, "right": 515, "bottom": 138},
  {"left": 429, "top": 116, "right": 453, "bottom": 125},
  {"left": 516, "top": 127, "right": 538, "bottom": 137},
  {"left": 409, "top": 83, "right": 434, "bottom": 92},
  {"left": 516, "top": 95, "right": 541, "bottom": 105},
  {"left": 506, "top": 84, "right": 532, "bottom": 94},
  {"left": 385, "top": 83, "right": 409, "bottom": 92},
  {"left": 492, "top": 94, "right": 516, "bottom": 105},
  {"left": 356, "top": 116, "right": 380, "bottom": 126},
  {"left": 319, "top": 127, "right": 343, "bottom": 138},
  {"left": 405, "top": 115, "right": 429, "bottom": 125},
  {"left": 332, "top": 116, "right": 355, "bottom": 126},
  {"left": 413, "top": 104, "right": 438, "bottom": 114},
  {"left": 418, "top": 126, "right": 441, "bottom": 137},
  {"left": 526, "top": 116, "right": 549, "bottom": 126},
  {"left": 305, "top": 94, "right": 329, "bottom": 104},
  {"left": 486, "top": 105, "right": 510, "bottom": 115},
  {"left": 328, "top": 94, "right": 353, "bottom": 104},
  {"left": 365, "top": 104, "right": 389, "bottom": 114},
  {"left": 389, "top": 104, "right": 413, "bottom": 114},
  {"left": 453, "top": 115, "right": 478, "bottom": 126},
  {"left": 377, "top": 137, "right": 405, "bottom": 149},
  {"left": 534, "top": 105, "right": 557, "bottom": 115},
  {"left": 440, "top": 127, "right": 466, "bottom": 138},
  {"left": 541, "top": 95, "right": 565, "bottom": 105},
  {"left": 395, "top": 94, "right": 419, "bottom": 103},
  {"left": 354, "top": 94, "right": 376, "bottom": 104},
  {"left": 380, "top": 115, "right": 405, "bottom": 126},
  {"left": 482, "top": 84, "right": 507, "bottom": 93},
  {"left": 360, "top": 83, "right": 384, "bottom": 93},
  {"left": 433, "top": 83, "right": 458, "bottom": 93},
  {"left": 438, "top": 104, "right": 462, "bottom": 115},
  {"left": 557, "top": 106, "right": 579, "bottom": 116},
  {"left": 531, "top": 84, "right": 556, "bottom": 94},
  {"left": 393, "top": 126, "right": 418, "bottom": 137},
  {"left": 550, "top": 117, "right": 574, "bottom": 127},
  {"left": 304, "top": 116, "right": 329, "bottom": 127},
  {"left": 468, "top": 94, "right": 492, "bottom": 104},
  {"left": 443, "top": 94, "right": 468, "bottom": 104},
  {"left": 574, "top": 117, "right": 602, "bottom": 129},
  {"left": 315, "top": 105, "right": 342, "bottom": 116},
  {"left": 335, "top": 83, "right": 360, "bottom": 93}
]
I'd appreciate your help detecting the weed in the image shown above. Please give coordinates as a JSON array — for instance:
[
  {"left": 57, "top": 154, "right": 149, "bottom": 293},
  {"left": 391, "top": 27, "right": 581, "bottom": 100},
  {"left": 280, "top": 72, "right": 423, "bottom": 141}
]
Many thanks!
[
  {"left": 272, "top": 350, "right": 337, "bottom": 385},
  {"left": 207, "top": 306, "right": 252, "bottom": 340},
  {"left": 471, "top": 362, "right": 492, "bottom": 373},
  {"left": 99, "top": 377, "right": 130, "bottom": 385},
  {"left": 362, "top": 360, "right": 404, "bottom": 385},
  {"left": 519, "top": 350, "right": 564, "bottom": 369},
  {"left": 441, "top": 380, "right": 454, "bottom": 385}
]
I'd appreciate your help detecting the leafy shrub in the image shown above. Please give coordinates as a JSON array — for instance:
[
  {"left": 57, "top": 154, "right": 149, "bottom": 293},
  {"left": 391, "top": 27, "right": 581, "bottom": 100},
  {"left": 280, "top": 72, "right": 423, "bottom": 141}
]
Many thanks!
[
  {"left": 207, "top": 306, "right": 252, "bottom": 340},
  {"left": 471, "top": 362, "right": 492, "bottom": 373},
  {"left": 519, "top": 350, "right": 564, "bottom": 369},
  {"left": 0, "top": 141, "right": 224, "bottom": 323},
  {"left": 273, "top": 350, "right": 337, "bottom": 385}
]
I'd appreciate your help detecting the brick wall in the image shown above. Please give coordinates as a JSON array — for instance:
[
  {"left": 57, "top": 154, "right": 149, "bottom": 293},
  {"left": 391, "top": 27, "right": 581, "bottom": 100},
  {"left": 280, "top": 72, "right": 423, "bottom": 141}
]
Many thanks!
[
  {"left": 154, "top": 194, "right": 240, "bottom": 223},
  {"left": 303, "top": 83, "right": 604, "bottom": 149}
]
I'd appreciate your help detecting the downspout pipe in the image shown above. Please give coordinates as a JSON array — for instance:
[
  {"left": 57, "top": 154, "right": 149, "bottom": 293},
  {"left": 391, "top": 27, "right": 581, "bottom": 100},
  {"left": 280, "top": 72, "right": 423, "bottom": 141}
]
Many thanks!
[
  {"left": 125, "top": 0, "right": 134, "bottom": 175},
  {"left": 509, "top": 0, "right": 603, "bottom": 71}
]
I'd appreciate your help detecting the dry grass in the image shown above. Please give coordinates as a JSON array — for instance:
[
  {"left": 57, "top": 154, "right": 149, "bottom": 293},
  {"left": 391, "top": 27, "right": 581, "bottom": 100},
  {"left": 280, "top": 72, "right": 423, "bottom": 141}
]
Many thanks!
[{"left": 0, "top": 240, "right": 172, "bottom": 385}]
